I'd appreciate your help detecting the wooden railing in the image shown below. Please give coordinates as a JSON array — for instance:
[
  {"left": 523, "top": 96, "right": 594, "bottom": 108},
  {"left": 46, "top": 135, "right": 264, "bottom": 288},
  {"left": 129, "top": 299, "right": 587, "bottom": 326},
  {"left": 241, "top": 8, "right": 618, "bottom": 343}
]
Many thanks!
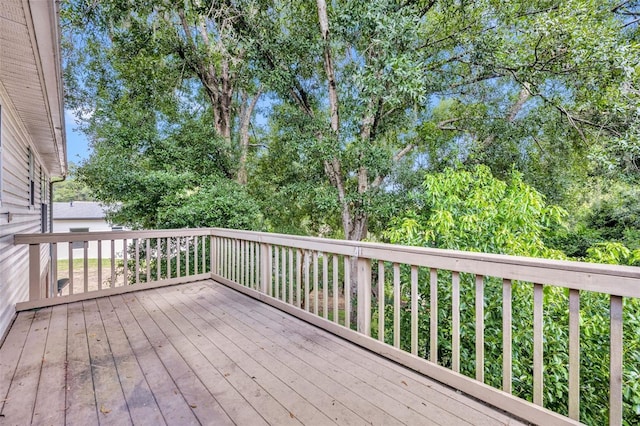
[{"left": 15, "top": 228, "right": 640, "bottom": 425}]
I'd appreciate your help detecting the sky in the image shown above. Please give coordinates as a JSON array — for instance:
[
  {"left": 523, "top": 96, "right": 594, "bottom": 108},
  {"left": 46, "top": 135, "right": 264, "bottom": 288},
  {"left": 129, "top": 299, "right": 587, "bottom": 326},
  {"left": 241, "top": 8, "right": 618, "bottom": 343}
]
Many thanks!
[{"left": 65, "top": 110, "right": 90, "bottom": 165}]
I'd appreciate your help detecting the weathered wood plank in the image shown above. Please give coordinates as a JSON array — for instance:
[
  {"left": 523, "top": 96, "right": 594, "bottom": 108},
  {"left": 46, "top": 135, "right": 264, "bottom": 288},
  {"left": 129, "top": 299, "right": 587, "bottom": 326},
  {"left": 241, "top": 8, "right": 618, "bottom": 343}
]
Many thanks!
[
  {"left": 32, "top": 305, "right": 68, "bottom": 425},
  {"left": 0, "top": 311, "right": 35, "bottom": 414},
  {"left": 65, "top": 302, "right": 99, "bottom": 425},
  {"left": 209, "top": 282, "right": 473, "bottom": 426},
  {"left": 83, "top": 299, "right": 133, "bottom": 425},
  {"left": 124, "top": 293, "right": 234, "bottom": 425},
  {"left": 95, "top": 297, "right": 164, "bottom": 425},
  {"left": 204, "top": 284, "right": 437, "bottom": 425},
  {"left": 0, "top": 309, "right": 50, "bottom": 423},
  {"left": 176, "top": 284, "right": 364, "bottom": 425},
  {"left": 136, "top": 290, "right": 269, "bottom": 426},
  {"left": 217, "top": 280, "right": 524, "bottom": 426},
  {"left": 163, "top": 285, "right": 337, "bottom": 425},
  {"left": 109, "top": 294, "right": 199, "bottom": 425},
  {"left": 150, "top": 288, "right": 299, "bottom": 426}
]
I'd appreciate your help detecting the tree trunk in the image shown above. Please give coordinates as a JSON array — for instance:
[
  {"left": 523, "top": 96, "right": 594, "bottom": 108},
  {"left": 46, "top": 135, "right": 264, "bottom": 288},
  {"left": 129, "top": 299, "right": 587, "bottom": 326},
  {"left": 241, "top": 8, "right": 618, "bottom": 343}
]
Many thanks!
[{"left": 238, "top": 89, "right": 262, "bottom": 185}]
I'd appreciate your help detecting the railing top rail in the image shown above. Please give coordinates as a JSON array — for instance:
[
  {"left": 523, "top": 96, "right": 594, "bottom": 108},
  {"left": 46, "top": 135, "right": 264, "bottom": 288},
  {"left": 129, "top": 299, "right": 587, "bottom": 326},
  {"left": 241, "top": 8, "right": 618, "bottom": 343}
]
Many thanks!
[
  {"left": 14, "top": 227, "right": 640, "bottom": 297},
  {"left": 13, "top": 228, "right": 213, "bottom": 244}
]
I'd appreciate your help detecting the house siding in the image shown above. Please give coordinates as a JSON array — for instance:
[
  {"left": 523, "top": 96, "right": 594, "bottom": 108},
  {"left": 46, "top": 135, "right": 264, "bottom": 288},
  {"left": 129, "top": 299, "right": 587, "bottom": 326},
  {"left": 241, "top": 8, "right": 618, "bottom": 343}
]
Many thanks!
[{"left": 0, "top": 89, "right": 50, "bottom": 339}]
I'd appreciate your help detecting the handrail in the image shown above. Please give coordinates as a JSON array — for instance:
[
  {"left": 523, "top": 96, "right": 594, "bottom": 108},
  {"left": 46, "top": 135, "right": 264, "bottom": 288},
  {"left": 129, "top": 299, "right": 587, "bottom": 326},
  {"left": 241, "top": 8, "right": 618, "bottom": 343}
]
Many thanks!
[{"left": 14, "top": 227, "right": 640, "bottom": 425}]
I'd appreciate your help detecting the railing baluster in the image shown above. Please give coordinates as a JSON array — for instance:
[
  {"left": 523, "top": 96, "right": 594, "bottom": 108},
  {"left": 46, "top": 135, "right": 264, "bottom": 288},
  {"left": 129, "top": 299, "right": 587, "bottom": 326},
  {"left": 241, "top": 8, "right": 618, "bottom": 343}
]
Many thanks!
[
  {"left": 289, "top": 249, "right": 294, "bottom": 306},
  {"left": 110, "top": 239, "right": 115, "bottom": 288},
  {"left": 146, "top": 239, "right": 151, "bottom": 282},
  {"left": 344, "top": 257, "right": 351, "bottom": 328},
  {"left": 176, "top": 237, "right": 181, "bottom": 279},
  {"left": 332, "top": 255, "right": 338, "bottom": 323},
  {"left": 411, "top": 265, "right": 418, "bottom": 355},
  {"left": 185, "top": 237, "right": 190, "bottom": 277},
  {"left": 313, "top": 251, "right": 319, "bottom": 315},
  {"left": 166, "top": 237, "right": 171, "bottom": 279},
  {"left": 83, "top": 241, "right": 88, "bottom": 293},
  {"left": 156, "top": 238, "right": 161, "bottom": 280},
  {"left": 378, "top": 260, "right": 385, "bottom": 342},
  {"left": 610, "top": 295, "right": 623, "bottom": 426},
  {"left": 201, "top": 235, "right": 206, "bottom": 273},
  {"left": 52, "top": 243, "right": 58, "bottom": 297},
  {"left": 282, "top": 246, "right": 287, "bottom": 302},
  {"left": 249, "top": 241, "right": 254, "bottom": 289},
  {"left": 97, "top": 241, "right": 102, "bottom": 291},
  {"left": 533, "top": 283, "right": 544, "bottom": 406},
  {"left": 393, "top": 263, "right": 400, "bottom": 348},
  {"left": 568, "top": 288, "right": 580, "bottom": 420},
  {"left": 452, "top": 271, "right": 460, "bottom": 372},
  {"left": 475, "top": 274, "right": 484, "bottom": 382},
  {"left": 194, "top": 237, "right": 198, "bottom": 276},
  {"left": 358, "top": 257, "right": 372, "bottom": 336},
  {"left": 69, "top": 242, "right": 74, "bottom": 295},
  {"left": 323, "top": 253, "right": 329, "bottom": 318},
  {"left": 503, "top": 278, "right": 513, "bottom": 394},
  {"left": 296, "top": 249, "right": 302, "bottom": 308},
  {"left": 123, "top": 238, "right": 128, "bottom": 285},
  {"left": 305, "top": 251, "right": 311, "bottom": 312},
  {"left": 274, "top": 246, "right": 280, "bottom": 299},
  {"left": 430, "top": 268, "right": 438, "bottom": 363},
  {"left": 135, "top": 238, "right": 140, "bottom": 285}
]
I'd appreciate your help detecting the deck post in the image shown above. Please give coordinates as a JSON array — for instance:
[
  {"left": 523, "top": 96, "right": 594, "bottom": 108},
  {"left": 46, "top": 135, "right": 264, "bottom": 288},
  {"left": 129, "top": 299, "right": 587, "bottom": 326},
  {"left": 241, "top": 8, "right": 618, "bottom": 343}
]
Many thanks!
[
  {"left": 357, "top": 256, "right": 372, "bottom": 336},
  {"left": 29, "top": 243, "right": 42, "bottom": 301}
]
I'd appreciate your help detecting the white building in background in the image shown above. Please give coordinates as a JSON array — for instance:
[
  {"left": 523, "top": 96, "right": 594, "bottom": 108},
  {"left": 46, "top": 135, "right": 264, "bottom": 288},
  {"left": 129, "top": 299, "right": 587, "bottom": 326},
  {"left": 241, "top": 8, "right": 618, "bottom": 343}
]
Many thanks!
[{"left": 53, "top": 201, "right": 124, "bottom": 260}]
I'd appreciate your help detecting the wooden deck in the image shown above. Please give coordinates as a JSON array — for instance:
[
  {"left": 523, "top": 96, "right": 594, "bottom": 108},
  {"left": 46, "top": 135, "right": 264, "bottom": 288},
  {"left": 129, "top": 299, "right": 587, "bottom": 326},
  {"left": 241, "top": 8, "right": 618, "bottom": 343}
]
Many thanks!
[{"left": 0, "top": 280, "right": 525, "bottom": 425}]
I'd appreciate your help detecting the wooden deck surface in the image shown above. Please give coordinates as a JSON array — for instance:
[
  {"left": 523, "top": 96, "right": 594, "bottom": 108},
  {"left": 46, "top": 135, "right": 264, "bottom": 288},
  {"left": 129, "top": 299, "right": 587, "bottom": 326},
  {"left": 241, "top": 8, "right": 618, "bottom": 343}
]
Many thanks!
[{"left": 0, "top": 280, "right": 526, "bottom": 425}]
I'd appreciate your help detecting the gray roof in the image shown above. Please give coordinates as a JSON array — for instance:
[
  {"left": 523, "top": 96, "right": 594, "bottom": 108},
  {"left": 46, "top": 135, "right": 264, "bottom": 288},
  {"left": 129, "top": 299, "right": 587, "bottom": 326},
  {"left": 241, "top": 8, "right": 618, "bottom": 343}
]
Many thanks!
[{"left": 53, "top": 202, "right": 109, "bottom": 220}]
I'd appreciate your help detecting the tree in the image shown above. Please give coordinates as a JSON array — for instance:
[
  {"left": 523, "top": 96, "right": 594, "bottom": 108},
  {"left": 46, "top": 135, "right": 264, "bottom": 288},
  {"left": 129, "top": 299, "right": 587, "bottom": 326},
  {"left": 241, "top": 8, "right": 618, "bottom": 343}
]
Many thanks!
[{"left": 53, "top": 163, "right": 95, "bottom": 202}]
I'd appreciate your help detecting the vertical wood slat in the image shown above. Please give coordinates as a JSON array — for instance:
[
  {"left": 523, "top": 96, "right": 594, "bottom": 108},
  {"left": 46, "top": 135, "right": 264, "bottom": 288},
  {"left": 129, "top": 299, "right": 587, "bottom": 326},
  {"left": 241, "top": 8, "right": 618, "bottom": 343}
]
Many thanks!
[
  {"left": 69, "top": 242, "right": 74, "bottom": 294},
  {"left": 610, "top": 295, "right": 623, "bottom": 426},
  {"left": 323, "top": 254, "right": 329, "bottom": 319},
  {"left": 166, "top": 238, "right": 171, "bottom": 279},
  {"left": 344, "top": 257, "right": 351, "bottom": 328},
  {"left": 304, "top": 251, "right": 311, "bottom": 312},
  {"left": 185, "top": 237, "right": 190, "bottom": 278},
  {"left": 289, "top": 249, "right": 294, "bottom": 305},
  {"left": 503, "top": 278, "right": 513, "bottom": 394},
  {"left": 52, "top": 243, "right": 58, "bottom": 296},
  {"left": 393, "top": 263, "right": 400, "bottom": 348},
  {"left": 274, "top": 246, "right": 280, "bottom": 299},
  {"left": 145, "top": 239, "right": 151, "bottom": 282},
  {"left": 475, "top": 274, "right": 484, "bottom": 382},
  {"left": 123, "top": 239, "right": 128, "bottom": 285},
  {"left": 110, "top": 239, "right": 115, "bottom": 288},
  {"left": 296, "top": 249, "right": 302, "bottom": 309},
  {"left": 97, "top": 241, "right": 102, "bottom": 291},
  {"left": 430, "top": 268, "right": 438, "bottom": 363},
  {"left": 201, "top": 235, "right": 206, "bottom": 273},
  {"left": 210, "top": 236, "right": 216, "bottom": 277},
  {"left": 282, "top": 246, "right": 287, "bottom": 301},
  {"left": 194, "top": 237, "right": 198, "bottom": 276},
  {"left": 533, "top": 283, "right": 544, "bottom": 406},
  {"left": 313, "top": 252, "right": 319, "bottom": 315},
  {"left": 156, "top": 238, "right": 161, "bottom": 280},
  {"left": 249, "top": 242, "right": 254, "bottom": 289},
  {"left": 357, "top": 257, "right": 372, "bottom": 336},
  {"left": 332, "top": 255, "right": 338, "bottom": 323},
  {"left": 83, "top": 241, "right": 89, "bottom": 293},
  {"left": 176, "top": 238, "right": 181, "bottom": 279},
  {"left": 378, "top": 261, "right": 385, "bottom": 342},
  {"left": 411, "top": 265, "right": 418, "bottom": 356},
  {"left": 452, "top": 271, "right": 460, "bottom": 372},
  {"left": 568, "top": 289, "right": 580, "bottom": 420},
  {"left": 135, "top": 239, "right": 140, "bottom": 285}
]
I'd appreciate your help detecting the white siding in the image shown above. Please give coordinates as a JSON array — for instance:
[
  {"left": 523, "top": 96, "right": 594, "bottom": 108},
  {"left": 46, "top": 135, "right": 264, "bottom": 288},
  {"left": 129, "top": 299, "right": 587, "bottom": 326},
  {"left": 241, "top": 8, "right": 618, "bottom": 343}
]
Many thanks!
[{"left": 0, "top": 89, "right": 50, "bottom": 339}]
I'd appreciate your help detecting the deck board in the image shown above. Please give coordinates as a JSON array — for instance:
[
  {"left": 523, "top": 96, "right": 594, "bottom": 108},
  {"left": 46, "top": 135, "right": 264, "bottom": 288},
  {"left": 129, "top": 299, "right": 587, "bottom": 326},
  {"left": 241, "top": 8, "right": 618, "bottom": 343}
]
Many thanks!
[{"left": 0, "top": 279, "right": 527, "bottom": 425}]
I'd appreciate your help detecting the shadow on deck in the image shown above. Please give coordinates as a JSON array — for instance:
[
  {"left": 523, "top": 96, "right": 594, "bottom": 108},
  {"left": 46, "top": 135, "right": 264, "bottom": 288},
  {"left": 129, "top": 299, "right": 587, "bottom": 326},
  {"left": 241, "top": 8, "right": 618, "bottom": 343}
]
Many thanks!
[{"left": 0, "top": 280, "right": 524, "bottom": 425}]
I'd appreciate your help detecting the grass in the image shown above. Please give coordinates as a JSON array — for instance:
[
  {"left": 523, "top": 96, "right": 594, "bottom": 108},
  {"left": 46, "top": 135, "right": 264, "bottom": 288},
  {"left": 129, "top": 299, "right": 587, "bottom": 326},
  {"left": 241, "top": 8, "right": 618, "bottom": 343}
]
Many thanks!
[{"left": 57, "top": 258, "right": 113, "bottom": 273}]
